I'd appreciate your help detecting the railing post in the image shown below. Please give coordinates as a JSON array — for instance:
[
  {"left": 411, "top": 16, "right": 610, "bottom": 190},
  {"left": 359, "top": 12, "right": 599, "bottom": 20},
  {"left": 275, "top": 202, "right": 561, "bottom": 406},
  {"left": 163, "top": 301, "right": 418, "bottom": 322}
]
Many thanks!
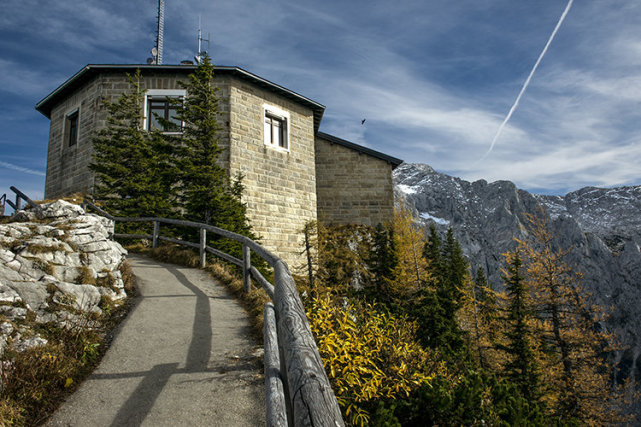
[
  {"left": 152, "top": 221, "right": 159, "bottom": 248},
  {"left": 199, "top": 228, "right": 207, "bottom": 268},
  {"left": 243, "top": 244, "right": 251, "bottom": 293}
]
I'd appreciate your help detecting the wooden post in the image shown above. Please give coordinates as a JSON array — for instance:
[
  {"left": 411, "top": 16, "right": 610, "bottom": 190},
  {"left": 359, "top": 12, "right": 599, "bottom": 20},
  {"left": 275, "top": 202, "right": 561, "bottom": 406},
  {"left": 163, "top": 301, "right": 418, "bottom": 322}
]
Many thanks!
[
  {"left": 15, "top": 195, "right": 21, "bottom": 211},
  {"left": 152, "top": 221, "right": 159, "bottom": 248},
  {"left": 273, "top": 261, "right": 344, "bottom": 426},
  {"left": 304, "top": 225, "right": 314, "bottom": 290},
  {"left": 199, "top": 228, "right": 206, "bottom": 268},
  {"left": 264, "top": 303, "right": 287, "bottom": 426},
  {"left": 243, "top": 244, "right": 251, "bottom": 293}
]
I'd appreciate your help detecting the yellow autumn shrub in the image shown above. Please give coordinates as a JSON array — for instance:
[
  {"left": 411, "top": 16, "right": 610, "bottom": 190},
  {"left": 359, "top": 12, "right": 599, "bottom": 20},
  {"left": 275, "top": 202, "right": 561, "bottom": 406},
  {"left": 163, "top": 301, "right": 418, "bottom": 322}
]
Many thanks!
[{"left": 308, "top": 293, "right": 447, "bottom": 426}]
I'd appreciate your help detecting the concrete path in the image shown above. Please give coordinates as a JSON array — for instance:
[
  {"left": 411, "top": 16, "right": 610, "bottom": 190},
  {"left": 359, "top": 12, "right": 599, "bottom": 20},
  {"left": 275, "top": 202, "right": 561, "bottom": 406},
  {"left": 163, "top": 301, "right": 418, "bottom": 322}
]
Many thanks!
[{"left": 47, "top": 255, "right": 265, "bottom": 426}]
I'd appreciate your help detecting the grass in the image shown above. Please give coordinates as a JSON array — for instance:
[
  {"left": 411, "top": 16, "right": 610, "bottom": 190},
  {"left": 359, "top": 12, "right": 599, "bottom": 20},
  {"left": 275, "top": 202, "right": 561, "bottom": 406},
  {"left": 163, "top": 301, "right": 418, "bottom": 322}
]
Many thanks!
[
  {"left": 0, "top": 260, "right": 136, "bottom": 426},
  {"left": 126, "top": 243, "right": 271, "bottom": 340}
]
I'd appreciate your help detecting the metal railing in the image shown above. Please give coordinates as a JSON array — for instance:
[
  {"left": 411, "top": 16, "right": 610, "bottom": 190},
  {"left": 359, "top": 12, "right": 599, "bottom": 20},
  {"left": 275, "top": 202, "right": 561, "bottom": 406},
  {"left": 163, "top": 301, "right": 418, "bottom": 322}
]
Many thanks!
[{"left": 82, "top": 200, "right": 344, "bottom": 427}]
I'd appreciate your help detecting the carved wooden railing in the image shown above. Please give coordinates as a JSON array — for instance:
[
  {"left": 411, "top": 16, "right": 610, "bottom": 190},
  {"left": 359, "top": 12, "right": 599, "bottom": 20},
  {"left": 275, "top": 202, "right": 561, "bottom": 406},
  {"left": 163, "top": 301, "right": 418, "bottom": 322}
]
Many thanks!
[{"left": 82, "top": 201, "right": 344, "bottom": 427}]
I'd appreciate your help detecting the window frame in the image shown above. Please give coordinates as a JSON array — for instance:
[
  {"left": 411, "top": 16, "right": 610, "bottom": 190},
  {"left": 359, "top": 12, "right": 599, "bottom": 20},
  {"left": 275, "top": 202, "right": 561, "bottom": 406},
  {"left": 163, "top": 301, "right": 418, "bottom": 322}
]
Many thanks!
[
  {"left": 143, "top": 89, "right": 186, "bottom": 134},
  {"left": 65, "top": 108, "right": 80, "bottom": 147},
  {"left": 263, "top": 104, "right": 290, "bottom": 152}
]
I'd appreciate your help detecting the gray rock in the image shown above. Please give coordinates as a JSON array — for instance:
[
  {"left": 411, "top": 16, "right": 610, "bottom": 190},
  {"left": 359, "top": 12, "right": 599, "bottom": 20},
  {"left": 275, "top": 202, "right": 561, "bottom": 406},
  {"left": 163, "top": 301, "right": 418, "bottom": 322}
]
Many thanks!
[
  {"left": 0, "top": 306, "right": 27, "bottom": 321},
  {"left": 7, "top": 281, "right": 50, "bottom": 312},
  {"left": 40, "top": 200, "right": 85, "bottom": 219},
  {"left": 395, "top": 162, "right": 641, "bottom": 407},
  {"left": 0, "top": 284, "right": 21, "bottom": 303},
  {"left": 12, "top": 335, "right": 48, "bottom": 352}
]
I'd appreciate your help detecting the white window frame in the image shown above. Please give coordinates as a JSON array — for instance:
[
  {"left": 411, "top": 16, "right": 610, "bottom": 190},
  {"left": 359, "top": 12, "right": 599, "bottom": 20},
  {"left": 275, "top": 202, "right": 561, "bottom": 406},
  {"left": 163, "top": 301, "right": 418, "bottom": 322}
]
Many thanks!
[
  {"left": 143, "top": 89, "right": 186, "bottom": 133},
  {"left": 263, "top": 104, "right": 290, "bottom": 152}
]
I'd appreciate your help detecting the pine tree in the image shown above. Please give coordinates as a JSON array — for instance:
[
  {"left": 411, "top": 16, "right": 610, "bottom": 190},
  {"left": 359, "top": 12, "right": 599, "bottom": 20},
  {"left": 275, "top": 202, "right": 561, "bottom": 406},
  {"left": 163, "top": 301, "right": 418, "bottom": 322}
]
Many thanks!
[
  {"left": 500, "top": 250, "right": 540, "bottom": 403},
  {"left": 90, "top": 70, "right": 176, "bottom": 222},
  {"left": 365, "top": 223, "right": 398, "bottom": 305},
  {"left": 173, "top": 54, "right": 255, "bottom": 256},
  {"left": 415, "top": 226, "right": 468, "bottom": 357}
]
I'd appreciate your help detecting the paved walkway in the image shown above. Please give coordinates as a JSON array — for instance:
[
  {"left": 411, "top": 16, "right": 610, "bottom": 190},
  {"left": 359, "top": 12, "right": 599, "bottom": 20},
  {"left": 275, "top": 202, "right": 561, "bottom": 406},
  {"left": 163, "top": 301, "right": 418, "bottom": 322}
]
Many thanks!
[{"left": 47, "top": 255, "right": 265, "bottom": 426}]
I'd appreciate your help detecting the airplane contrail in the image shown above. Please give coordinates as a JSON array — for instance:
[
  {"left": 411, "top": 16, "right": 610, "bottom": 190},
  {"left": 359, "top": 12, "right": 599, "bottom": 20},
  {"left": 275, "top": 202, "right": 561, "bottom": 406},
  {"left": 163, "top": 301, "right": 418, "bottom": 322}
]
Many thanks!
[
  {"left": 482, "top": 0, "right": 574, "bottom": 160},
  {"left": 0, "top": 160, "right": 46, "bottom": 176}
]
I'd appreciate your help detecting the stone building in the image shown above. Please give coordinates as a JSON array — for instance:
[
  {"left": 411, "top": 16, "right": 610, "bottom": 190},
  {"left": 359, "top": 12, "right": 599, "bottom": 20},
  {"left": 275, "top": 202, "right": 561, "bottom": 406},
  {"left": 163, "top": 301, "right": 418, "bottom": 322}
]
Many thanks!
[{"left": 36, "top": 64, "right": 402, "bottom": 266}]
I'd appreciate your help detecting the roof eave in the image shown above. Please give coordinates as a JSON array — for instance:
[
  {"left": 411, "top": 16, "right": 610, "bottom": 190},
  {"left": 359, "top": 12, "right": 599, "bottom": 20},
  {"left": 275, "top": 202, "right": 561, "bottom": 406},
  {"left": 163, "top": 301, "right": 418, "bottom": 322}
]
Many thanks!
[
  {"left": 316, "top": 131, "right": 403, "bottom": 168},
  {"left": 35, "top": 64, "right": 326, "bottom": 129}
]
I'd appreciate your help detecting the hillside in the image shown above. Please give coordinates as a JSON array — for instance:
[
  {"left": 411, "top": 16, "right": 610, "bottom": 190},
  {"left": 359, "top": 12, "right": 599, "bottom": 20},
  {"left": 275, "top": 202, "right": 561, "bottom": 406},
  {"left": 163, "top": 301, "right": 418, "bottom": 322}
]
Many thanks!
[{"left": 394, "top": 163, "right": 641, "bottom": 386}]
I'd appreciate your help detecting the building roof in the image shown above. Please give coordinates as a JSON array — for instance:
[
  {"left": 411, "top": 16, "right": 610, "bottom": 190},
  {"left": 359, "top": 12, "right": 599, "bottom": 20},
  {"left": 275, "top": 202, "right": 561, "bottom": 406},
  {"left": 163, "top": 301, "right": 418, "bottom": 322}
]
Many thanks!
[
  {"left": 316, "top": 131, "right": 403, "bottom": 168},
  {"left": 35, "top": 64, "right": 326, "bottom": 132}
]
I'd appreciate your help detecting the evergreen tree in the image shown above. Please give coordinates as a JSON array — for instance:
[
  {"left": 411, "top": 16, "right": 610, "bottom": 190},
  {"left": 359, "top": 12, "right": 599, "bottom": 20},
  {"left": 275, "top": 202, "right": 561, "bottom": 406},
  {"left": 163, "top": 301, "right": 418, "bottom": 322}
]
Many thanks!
[
  {"left": 90, "top": 70, "right": 176, "bottom": 220},
  {"left": 365, "top": 223, "right": 398, "bottom": 305},
  {"left": 173, "top": 54, "right": 255, "bottom": 255},
  {"left": 500, "top": 250, "right": 540, "bottom": 403},
  {"left": 423, "top": 224, "right": 443, "bottom": 275},
  {"left": 415, "top": 226, "right": 468, "bottom": 358}
]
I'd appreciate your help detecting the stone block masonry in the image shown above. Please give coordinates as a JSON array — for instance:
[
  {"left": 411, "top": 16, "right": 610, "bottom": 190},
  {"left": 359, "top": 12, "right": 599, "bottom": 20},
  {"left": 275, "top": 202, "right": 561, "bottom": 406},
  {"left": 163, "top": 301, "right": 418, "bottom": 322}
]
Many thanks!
[
  {"left": 315, "top": 135, "right": 395, "bottom": 226},
  {"left": 228, "top": 78, "right": 317, "bottom": 268},
  {"left": 44, "top": 71, "right": 232, "bottom": 199}
]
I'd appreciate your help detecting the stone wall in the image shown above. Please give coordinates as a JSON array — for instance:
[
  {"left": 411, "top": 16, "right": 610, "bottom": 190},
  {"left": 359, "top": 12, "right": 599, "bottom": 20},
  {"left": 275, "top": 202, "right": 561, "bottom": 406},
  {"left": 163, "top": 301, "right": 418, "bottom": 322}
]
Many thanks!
[
  {"left": 315, "top": 135, "right": 395, "bottom": 226},
  {"left": 44, "top": 70, "right": 232, "bottom": 198},
  {"left": 228, "top": 77, "right": 317, "bottom": 268}
]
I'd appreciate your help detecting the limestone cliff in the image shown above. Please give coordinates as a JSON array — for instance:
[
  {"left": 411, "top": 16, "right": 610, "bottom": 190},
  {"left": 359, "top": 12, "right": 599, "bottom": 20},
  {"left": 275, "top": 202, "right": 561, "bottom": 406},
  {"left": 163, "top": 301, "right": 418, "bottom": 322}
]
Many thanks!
[
  {"left": 0, "top": 200, "right": 128, "bottom": 356},
  {"left": 394, "top": 163, "right": 641, "bottom": 387}
]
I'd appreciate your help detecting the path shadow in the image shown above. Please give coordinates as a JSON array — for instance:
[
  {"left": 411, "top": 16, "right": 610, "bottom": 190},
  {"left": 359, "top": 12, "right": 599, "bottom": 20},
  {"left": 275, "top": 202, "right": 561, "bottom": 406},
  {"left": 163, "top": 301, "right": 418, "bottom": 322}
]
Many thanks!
[{"left": 109, "top": 260, "right": 214, "bottom": 425}]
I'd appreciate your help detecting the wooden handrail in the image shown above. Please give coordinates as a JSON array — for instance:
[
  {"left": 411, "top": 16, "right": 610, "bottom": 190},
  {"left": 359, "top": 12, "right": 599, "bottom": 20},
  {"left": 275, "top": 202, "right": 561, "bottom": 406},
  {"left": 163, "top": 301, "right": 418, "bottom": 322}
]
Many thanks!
[
  {"left": 82, "top": 200, "right": 344, "bottom": 427},
  {"left": 3, "top": 186, "right": 43, "bottom": 215}
]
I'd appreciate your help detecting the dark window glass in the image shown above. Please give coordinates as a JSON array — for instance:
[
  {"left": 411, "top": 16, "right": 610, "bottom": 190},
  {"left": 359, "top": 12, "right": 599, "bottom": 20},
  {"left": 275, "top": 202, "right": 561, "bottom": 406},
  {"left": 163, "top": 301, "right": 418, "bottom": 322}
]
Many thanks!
[
  {"left": 264, "top": 113, "right": 287, "bottom": 149},
  {"left": 147, "top": 96, "right": 182, "bottom": 132},
  {"left": 67, "top": 110, "right": 79, "bottom": 147}
]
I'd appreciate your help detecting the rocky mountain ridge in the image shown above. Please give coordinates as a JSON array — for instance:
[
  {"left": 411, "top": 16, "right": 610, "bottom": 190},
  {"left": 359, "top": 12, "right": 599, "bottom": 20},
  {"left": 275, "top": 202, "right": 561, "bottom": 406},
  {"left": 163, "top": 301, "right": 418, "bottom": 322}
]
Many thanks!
[{"left": 394, "top": 162, "right": 641, "bottom": 384}]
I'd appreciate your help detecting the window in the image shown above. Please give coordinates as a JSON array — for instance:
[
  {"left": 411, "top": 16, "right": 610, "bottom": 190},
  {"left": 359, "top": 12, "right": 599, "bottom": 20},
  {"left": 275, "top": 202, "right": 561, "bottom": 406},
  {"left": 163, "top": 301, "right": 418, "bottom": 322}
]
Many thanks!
[
  {"left": 144, "top": 89, "right": 186, "bottom": 133},
  {"left": 65, "top": 109, "right": 79, "bottom": 147},
  {"left": 263, "top": 105, "right": 289, "bottom": 150}
]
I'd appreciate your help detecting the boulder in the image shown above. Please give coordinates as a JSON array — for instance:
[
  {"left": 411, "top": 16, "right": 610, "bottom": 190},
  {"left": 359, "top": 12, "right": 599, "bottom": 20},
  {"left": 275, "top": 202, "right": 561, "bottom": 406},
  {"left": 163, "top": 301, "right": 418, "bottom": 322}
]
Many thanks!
[{"left": 0, "top": 200, "right": 131, "bottom": 357}]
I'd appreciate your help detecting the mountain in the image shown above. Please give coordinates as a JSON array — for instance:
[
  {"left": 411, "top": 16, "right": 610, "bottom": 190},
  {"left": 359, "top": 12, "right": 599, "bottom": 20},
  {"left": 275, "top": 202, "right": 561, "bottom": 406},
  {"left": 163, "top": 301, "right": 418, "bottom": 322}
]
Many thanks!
[{"left": 394, "top": 162, "right": 641, "bottom": 386}]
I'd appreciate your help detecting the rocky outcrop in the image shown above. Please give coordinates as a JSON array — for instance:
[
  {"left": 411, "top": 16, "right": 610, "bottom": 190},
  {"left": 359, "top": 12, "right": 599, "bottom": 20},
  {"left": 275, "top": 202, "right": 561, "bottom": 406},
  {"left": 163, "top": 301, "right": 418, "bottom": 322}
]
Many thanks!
[
  {"left": 394, "top": 163, "right": 641, "bottom": 388},
  {"left": 0, "top": 200, "right": 128, "bottom": 356}
]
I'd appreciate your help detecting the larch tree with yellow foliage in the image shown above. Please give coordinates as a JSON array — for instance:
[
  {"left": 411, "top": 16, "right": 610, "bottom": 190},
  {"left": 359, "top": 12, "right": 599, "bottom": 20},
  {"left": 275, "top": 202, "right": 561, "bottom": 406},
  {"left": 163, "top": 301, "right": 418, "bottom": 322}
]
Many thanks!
[{"left": 515, "top": 213, "right": 629, "bottom": 424}]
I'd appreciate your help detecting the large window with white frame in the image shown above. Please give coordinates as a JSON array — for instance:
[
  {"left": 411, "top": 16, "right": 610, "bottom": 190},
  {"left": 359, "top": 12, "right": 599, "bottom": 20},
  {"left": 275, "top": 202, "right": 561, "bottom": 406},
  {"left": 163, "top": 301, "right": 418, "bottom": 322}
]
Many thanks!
[
  {"left": 144, "top": 89, "right": 186, "bottom": 133},
  {"left": 263, "top": 104, "right": 289, "bottom": 150}
]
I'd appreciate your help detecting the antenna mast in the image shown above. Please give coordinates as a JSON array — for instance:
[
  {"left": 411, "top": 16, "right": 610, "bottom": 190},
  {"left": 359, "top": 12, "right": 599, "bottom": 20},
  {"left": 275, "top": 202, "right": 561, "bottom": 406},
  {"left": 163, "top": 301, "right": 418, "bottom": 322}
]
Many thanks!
[
  {"left": 155, "top": 0, "right": 165, "bottom": 64},
  {"left": 195, "top": 15, "right": 209, "bottom": 64}
]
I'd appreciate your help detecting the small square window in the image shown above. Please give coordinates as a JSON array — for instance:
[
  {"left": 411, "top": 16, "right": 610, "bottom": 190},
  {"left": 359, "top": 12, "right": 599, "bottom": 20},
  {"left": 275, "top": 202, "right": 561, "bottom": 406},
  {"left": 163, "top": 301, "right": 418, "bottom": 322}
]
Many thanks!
[
  {"left": 144, "top": 89, "right": 186, "bottom": 133},
  {"left": 147, "top": 96, "right": 182, "bottom": 132},
  {"left": 263, "top": 105, "right": 289, "bottom": 151},
  {"left": 65, "top": 110, "right": 79, "bottom": 147}
]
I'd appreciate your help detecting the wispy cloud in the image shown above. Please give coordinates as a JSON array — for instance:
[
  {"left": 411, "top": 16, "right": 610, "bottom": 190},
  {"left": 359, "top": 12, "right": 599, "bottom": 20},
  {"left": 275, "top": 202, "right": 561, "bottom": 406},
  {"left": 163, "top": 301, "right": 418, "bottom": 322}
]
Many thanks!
[{"left": 0, "top": 160, "right": 45, "bottom": 177}]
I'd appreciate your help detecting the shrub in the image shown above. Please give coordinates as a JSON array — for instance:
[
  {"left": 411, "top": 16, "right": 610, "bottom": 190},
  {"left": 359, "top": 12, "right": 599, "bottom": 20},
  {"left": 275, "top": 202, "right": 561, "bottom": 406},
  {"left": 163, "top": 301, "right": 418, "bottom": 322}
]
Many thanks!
[{"left": 307, "top": 293, "right": 447, "bottom": 425}]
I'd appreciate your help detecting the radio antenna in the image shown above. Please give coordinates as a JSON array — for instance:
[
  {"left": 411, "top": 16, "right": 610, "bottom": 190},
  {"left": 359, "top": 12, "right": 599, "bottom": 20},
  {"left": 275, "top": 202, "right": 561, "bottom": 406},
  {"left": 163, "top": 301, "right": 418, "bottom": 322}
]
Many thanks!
[{"left": 195, "top": 15, "right": 210, "bottom": 64}]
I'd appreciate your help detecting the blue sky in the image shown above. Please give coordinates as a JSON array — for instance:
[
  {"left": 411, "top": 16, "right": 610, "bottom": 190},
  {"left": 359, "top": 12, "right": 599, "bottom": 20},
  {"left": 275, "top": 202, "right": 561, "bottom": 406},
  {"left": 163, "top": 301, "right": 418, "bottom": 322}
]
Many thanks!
[{"left": 1, "top": 0, "right": 640, "bottom": 200}]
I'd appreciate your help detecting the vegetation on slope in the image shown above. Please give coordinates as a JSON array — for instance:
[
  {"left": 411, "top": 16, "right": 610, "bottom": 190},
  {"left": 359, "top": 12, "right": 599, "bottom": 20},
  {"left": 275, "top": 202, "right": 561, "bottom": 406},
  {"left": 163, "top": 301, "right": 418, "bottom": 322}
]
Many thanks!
[
  {"left": 0, "top": 262, "right": 135, "bottom": 426},
  {"left": 300, "top": 208, "right": 632, "bottom": 426}
]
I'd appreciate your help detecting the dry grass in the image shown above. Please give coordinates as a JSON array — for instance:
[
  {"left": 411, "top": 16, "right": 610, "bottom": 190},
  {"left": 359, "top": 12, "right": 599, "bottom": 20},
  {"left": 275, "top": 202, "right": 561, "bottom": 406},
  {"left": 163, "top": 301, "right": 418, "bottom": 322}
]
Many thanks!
[
  {"left": 75, "top": 266, "right": 96, "bottom": 286},
  {"left": 0, "top": 294, "right": 134, "bottom": 426}
]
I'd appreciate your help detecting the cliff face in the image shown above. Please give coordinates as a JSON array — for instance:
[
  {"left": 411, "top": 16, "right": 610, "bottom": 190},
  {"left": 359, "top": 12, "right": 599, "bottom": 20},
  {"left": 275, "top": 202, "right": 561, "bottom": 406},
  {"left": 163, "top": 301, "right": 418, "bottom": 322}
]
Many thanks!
[{"left": 394, "top": 163, "right": 641, "bottom": 383}]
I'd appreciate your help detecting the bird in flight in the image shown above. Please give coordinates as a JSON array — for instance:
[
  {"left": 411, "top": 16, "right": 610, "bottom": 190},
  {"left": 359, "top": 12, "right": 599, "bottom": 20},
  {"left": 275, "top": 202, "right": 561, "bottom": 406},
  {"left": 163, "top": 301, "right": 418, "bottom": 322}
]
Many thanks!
[{"left": 361, "top": 119, "right": 366, "bottom": 125}]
